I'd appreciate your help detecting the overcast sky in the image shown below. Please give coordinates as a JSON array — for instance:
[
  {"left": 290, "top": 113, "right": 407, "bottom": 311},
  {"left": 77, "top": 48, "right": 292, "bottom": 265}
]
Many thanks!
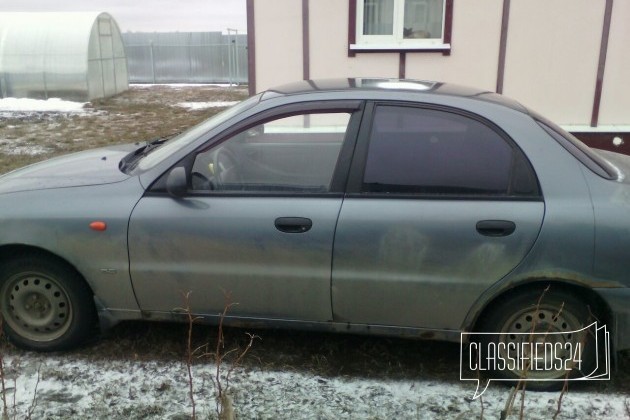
[{"left": 0, "top": 0, "right": 247, "bottom": 33}]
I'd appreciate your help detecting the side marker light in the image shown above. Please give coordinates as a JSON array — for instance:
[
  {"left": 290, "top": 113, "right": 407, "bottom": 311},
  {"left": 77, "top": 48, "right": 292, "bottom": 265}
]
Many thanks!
[{"left": 89, "top": 221, "right": 107, "bottom": 231}]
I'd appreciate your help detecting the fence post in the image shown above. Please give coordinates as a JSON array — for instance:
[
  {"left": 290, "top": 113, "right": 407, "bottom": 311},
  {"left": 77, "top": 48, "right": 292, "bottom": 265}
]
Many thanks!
[
  {"left": 227, "top": 28, "right": 240, "bottom": 86},
  {"left": 149, "top": 41, "right": 156, "bottom": 84},
  {"left": 234, "top": 32, "right": 240, "bottom": 85},
  {"left": 188, "top": 32, "right": 193, "bottom": 81}
]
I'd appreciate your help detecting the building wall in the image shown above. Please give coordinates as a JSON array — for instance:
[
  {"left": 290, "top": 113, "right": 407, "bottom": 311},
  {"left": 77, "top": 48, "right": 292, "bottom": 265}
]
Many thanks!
[
  {"left": 250, "top": 0, "right": 627, "bottom": 132},
  {"left": 502, "top": 0, "right": 603, "bottom": 125},
  {"left": 404, "top": 0, "right": 502, "bottom": 91},
  {"left": 599, "top": 0, "right": 630, "bottom": 126},
  {"left": 253, "top": 0, "right": 303, "bottom": 90}
]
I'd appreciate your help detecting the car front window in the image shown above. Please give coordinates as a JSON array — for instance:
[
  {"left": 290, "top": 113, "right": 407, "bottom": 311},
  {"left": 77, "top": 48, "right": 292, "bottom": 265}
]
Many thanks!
[
  {"left": 129, "top": 93, "right": 262, "bottom": 174},
  {"left": 190, "top": 112, "right": 352, "bottom": 193}
]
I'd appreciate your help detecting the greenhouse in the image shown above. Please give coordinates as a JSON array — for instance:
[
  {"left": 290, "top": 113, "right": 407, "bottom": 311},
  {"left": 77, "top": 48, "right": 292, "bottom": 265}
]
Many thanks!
[{"left": 0, "top": 12, "right": 128, "bottom": 101}]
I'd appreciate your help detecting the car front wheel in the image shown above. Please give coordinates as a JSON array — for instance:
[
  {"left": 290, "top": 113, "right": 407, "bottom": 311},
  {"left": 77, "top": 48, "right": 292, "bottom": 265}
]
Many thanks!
[{"left": 0, "top": 255, "right": 96, "bottom": 351}]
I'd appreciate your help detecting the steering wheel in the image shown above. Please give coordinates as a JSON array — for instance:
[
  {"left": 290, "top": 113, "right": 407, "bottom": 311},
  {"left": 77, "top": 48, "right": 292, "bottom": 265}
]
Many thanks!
[
  {"left": 191, "top": 171, "right": 213, "bottom": 190},
  {"left": 213, "top": 147, "right": 242, "bottom": 188}
]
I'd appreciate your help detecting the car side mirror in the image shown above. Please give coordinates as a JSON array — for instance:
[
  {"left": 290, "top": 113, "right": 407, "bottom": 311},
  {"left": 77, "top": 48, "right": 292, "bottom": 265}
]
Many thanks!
[{"left": 166, "top": 167, "right": 188, "bottom": 197}]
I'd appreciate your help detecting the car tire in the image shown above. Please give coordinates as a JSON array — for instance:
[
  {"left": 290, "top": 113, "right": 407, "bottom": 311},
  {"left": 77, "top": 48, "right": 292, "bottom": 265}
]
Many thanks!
[
  {"left": 0, "top": 255, "right": 97, "bottom": 351},
  {"left": 477, "top": 287, "right": 597, "bottom": 391}
]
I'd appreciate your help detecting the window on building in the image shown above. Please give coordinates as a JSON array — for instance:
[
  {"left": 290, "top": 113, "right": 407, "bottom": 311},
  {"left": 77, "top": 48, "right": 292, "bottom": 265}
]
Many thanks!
[{"left": 352, "top": 0, "right": 450, "bottom": 51}]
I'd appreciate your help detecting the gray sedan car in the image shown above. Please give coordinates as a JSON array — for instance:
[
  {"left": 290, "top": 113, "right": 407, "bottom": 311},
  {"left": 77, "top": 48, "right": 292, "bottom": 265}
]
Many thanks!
[{"left": 0, "top": 79, "right": 628, "bottom": 386}]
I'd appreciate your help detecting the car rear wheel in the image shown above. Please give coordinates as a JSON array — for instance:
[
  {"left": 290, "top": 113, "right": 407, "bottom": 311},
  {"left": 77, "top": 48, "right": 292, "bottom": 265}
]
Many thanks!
[
  {"left": 477, "top": 288, "right": 597, "bottom": 391},
  {"left": 0, "top": 255, "right": 96, "bottom": 351}
]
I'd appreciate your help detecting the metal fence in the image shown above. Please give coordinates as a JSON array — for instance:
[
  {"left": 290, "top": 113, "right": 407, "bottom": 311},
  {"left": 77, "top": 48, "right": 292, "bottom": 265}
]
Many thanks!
[{"left": 123, "top": 32, "right": 247, "bottom": 84}]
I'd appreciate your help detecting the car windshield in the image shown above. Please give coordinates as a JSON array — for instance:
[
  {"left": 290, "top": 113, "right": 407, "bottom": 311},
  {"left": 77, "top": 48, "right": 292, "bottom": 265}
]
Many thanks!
[{"left": 127, "top": 93, "right": 262, "bottom": 174}]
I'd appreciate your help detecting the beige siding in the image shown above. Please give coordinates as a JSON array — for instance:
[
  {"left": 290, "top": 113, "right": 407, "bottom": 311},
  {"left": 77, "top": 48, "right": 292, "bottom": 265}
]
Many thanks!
[
  {"left": 598, "top": 0, "right": 630, "bottom": 126},
  {"left": 405, "top": 0, "right": 503, "bottom": 91},
  {"left": 252, "top": 0, "right": 628, "bottom": 128},
  {"left": 255, "top": 0, "right": 506, "bottom": 93},
  {"left": 254, "top": 0, "right": 303, "bottom": 92},
  {"left": 502, "top": 0, "right": 604, "bottom": 124}
]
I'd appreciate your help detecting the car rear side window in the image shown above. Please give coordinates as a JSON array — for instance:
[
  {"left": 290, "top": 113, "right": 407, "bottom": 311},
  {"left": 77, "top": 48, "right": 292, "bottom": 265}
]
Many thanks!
[{"left": 362, "top": 105, "right": 538, "bottom": 197}]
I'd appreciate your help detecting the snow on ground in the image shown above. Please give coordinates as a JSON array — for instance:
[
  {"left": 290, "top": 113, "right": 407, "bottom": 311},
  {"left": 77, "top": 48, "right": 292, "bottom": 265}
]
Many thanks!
[
  {"left": 175, "top": 101, "right": 239, "bottom": 110},
  {"left": 0, "top": 97, "right": 88, "bottom": 113},
  {"left": 3, "top": 354, "right": 628, "bottom": 419},
  {"left": 131, "top": 83, "right": 238, "bottom": 88},
  {"left": 0, "top": 86, "right": 240, "bottom": 116},
  {"left": 0, "top": 144, "right": 50, "bottom": 156}
]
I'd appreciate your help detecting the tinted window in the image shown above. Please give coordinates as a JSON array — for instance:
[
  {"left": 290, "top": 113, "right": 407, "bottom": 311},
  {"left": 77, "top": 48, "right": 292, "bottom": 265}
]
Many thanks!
[
  {"left": 191, "top": 112, "right": 351, "bottom": 193},
  {"left": 363, "top": 106, "right": 514, "bottom": 195}
]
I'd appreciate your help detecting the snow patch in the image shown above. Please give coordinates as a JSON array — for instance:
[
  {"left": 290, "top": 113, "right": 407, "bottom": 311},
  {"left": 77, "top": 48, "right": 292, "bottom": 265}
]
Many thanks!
[
  {"left": 0, "top": 97, "right": 88, "bottom": 113},
  {"left": 2, "top": 354, "right": 627, "bottom": 419},
  {"left": 2, "top": 144, "right": 50, "bottom": 156},
  {"left": 131, "top": 83, "right": 238, "bottom": 88},
  {"left": 175, "top": 101, "right": 239, "bottom": 110}
]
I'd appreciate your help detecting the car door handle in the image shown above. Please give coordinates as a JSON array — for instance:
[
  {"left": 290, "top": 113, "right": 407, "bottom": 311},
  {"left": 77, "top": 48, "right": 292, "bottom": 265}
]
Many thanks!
[
  {"left": 476, "top": 220, "right": 516, "bottom": 237},
  {"left": 275, "top": 217, "right": 313, "bottom": 233}
]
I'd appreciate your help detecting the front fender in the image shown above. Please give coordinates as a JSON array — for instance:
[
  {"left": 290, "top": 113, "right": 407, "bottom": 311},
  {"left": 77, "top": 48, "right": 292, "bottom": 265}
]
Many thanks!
[{"left": 0, "top": 178, "right": 145, "bottom": 313}]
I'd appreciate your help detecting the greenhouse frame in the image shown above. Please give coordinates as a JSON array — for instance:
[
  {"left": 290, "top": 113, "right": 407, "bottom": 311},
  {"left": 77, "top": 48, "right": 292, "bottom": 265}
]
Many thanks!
[{"left": 0, "top": 12, "right": 128, "bottom": 101}]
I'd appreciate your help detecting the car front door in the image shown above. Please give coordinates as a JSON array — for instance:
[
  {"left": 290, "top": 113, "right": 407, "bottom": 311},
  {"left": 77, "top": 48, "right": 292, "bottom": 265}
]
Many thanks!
[
  {"left": 128, "top": 103, "right": 361, "bottom": 321},
  {"left": 332, "top": 103, "right": 545, "bottom": 329}
]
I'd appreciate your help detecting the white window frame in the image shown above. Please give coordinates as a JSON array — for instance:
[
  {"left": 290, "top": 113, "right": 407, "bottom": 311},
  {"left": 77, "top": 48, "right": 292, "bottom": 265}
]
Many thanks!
[{"left": 352, "top": 0, "right": 450, "bottom": 51}]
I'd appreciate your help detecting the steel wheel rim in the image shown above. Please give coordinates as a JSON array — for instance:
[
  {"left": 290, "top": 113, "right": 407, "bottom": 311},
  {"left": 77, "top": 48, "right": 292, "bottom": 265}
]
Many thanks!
[
  {"left": 1, "top": 272, "right": 72, "bottom": 342},
  {"left": 498, "top": 303, "right": 584, "bottom": 380}
]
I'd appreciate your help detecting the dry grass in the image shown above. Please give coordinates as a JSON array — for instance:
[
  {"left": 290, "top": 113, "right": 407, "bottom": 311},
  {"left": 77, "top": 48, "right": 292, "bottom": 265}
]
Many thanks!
[
  {"left": 63, "top": 321, "right": 486, "bottom": 383},
  {"left": 0, "top": 85, "right": 248, "bottom": 175},
  {"left": 26, "top": 319, "right": 621, "bottom": 396}
]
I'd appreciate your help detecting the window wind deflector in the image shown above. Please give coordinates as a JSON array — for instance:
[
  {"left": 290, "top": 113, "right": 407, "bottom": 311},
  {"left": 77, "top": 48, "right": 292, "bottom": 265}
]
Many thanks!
[
  {"left": 119, "top": 137, "right": 171, "bottom": 173},
  {"left": 536, "top": 119, "right": 617, "bottom": 180}
]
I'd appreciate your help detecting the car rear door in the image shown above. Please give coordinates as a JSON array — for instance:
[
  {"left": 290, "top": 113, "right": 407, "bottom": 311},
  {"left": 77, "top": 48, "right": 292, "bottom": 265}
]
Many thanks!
[
  {"left": 128, "top": 102, "right": 362, "bottom": 321},
  {"left": 332, "top": 103, "right": 545, "bottom": 329}
]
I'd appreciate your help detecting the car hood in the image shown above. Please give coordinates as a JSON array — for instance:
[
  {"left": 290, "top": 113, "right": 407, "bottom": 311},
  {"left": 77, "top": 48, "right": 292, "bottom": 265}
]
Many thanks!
[{"left": 0, "top": 144, "right": 139, "bottom": 194}]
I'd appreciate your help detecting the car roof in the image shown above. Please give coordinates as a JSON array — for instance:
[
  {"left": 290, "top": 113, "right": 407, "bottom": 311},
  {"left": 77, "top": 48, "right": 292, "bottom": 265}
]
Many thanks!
[{"left": 263, "top": 78, "right": 528, "bottom": 114}]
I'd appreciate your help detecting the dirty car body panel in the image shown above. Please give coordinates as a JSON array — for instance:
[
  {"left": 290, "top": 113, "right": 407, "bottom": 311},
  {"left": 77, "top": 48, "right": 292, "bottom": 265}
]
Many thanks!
[{"left": 0, "top": 78, "right": 629, "bottom": 363}]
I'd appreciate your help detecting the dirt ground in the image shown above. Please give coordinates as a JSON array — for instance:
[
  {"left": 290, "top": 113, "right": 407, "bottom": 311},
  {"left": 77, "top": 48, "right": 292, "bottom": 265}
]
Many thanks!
[{"left": 0, "top": 84, "right": 247, "bottom": 175}]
